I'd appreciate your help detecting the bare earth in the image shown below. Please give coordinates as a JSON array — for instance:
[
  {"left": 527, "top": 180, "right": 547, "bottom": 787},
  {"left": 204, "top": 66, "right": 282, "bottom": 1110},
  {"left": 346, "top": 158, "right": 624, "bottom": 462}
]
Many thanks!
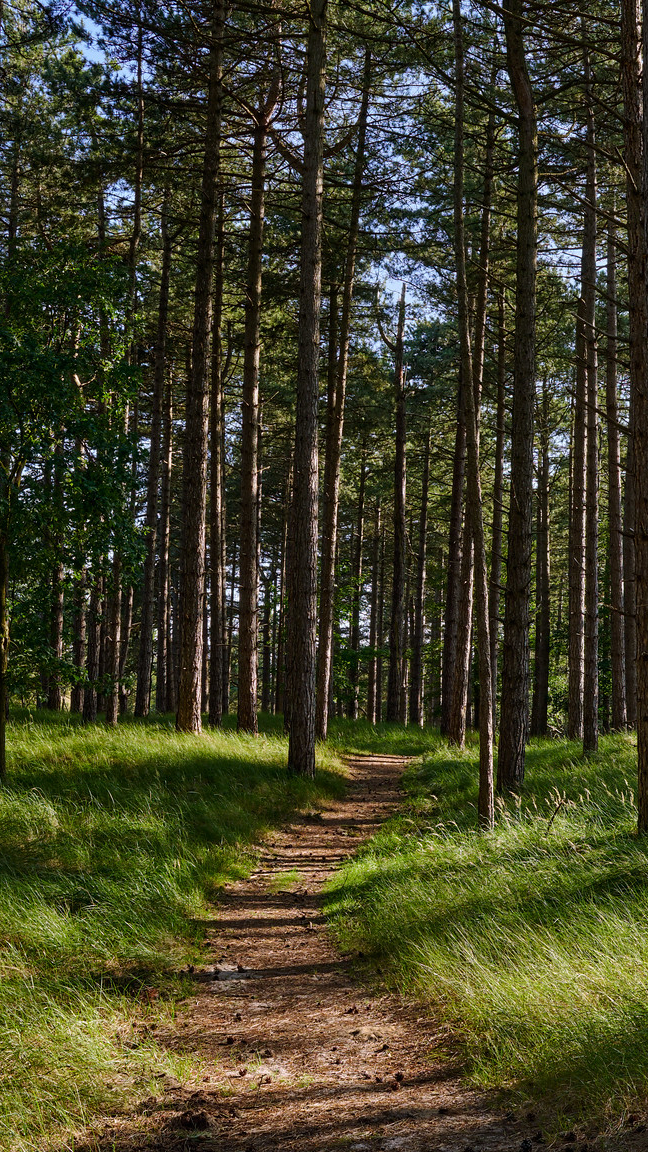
[{"left": 76, "top": 754, "right": 589, "bottom": 1152}]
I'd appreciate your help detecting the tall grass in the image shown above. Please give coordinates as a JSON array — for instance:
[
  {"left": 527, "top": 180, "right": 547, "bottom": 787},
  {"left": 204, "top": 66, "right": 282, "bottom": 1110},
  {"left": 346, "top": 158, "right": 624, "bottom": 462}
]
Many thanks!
[
  {"left": 325, "top": 730, "right": 648, "bottom": 1128},
  {"left": 0, "top": 710, "right": 344, "bottom": 1151}
]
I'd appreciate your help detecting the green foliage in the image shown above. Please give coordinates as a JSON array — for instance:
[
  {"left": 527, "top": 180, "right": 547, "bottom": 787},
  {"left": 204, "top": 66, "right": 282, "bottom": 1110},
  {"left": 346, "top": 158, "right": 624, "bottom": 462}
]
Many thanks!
[
  {"left": 0, "top": 710, "right": 344, "bottom": 1151},
  {"left": 326, "top": 731, "right": 648, "bottom": 1129}
]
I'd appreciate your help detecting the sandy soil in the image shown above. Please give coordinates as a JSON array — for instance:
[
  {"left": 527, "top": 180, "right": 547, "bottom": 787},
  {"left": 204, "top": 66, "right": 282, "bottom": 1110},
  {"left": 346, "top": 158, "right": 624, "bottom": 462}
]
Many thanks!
[{"left": 72, "top": 754, "right": 607, "bottom": 1152}]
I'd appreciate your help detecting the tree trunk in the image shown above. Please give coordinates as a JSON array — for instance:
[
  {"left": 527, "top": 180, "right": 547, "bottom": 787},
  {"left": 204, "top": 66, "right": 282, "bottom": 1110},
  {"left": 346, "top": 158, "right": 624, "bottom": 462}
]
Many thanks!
[
  {"left": 83, "top": 577, "right": 101, "bottom": 723},
  {"left": 177, "top": 3, "right": 223, "bottom": 734},
  {"left": 348, "top": 450, "right": 367, "bottom": 720},
  {"left": 376, "top": 531, "right": 385, "bottom": 723},
  {"left": 209, "top": 197, "right": 227, "bottom": 728},
  {"left": 0, "top": 531, "right": 8, "bottom": 779},
  {"left": 606, "top": 219, "right": 627, "bottom": 729},
  {"left": 497, "top": 0, "right": 537, "bottom": 791},
  {"left": 628, "top": 0, "right": 648, "bottom": 826},
  {"left": 315, "top": 47, "right": 371, "bottom": 740},
  {"left": 261, "top": 574, "right": 272, "bottom": 714},
  {"left": 440, "top": 378, "right": 466, "bottom": 736},
  {"left": 621, "top": 0, "right": 641, "bottom": 739},
  {"left": 582, "top": 55, "right": 599, "bottom": 755},
  {"left": 70, "top": 570, "right": 86, "bottom": 714},
  {"left": 531, "top": 387, "right": 550, "bottom": 736},
  {"left": 238, "top": 111, "right": 270, "bottom": 734},
  {"left": 156, "top": 372, "right": 173, "bottom": 713},
  {"left": 448, "top": 519, "right": 473, "bottom": 748},
  {"left": 386, "top": 284, "right": 407, "bottom": 723},
  {"left": 367, "top": 499, "right": 381, "bottom": 724},
  {"left": 409, "top": 422, "right": 431, "bottom": 727},
  {"left": 274, "top": 463, "right": 291, "bottom": 718},
  {"left": 135, "top": 195, "right": 171, "bottom": 716},
  {"left": 286, "top": 0, "right": 328, "bottom": 776},
  {"left": 489, "top": 289, "right": 506, "bottom": 731},
  {"left": 452, "top": 0, "right": 494, "bottom": 826},
  {"left": 47, "top": 439, "right": 64, "bottom": 711}
]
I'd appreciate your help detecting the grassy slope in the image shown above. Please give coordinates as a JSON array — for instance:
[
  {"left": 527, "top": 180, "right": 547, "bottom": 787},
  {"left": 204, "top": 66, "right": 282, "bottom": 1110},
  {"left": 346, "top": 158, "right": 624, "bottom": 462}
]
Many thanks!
[
  {"left": 325, "top": 729, "right": 648, "bottom": 1129},
  {"left": 0, "top": 710, "right": 344, "bottom": 1152}
]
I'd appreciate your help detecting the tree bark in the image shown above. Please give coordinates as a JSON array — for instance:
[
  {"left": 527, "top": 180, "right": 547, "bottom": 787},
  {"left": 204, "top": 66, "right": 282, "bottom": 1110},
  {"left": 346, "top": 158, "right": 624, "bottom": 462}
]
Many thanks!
[
  {"left": 448, "top": 519, "right": 473, "bottom": 748},
  {"left": 489, "top": 289, "right": 506, "bottom": 731},
  {"left": 452, "top": 0, "right": 494, "bottom": 827},
  {"left": 630, "top": 0, "right": 648, "bottom": 826},
  {"left": 347, "top": 451, "right": 367, "bottom": 720},
  {"left": 409, "top": 422, "right": 431, "bottom": 727},
  {"left": 156, "top": 372, "right": 173, "bottom": 713},
  {"left": 209, "top": 197, "right": 227, "bottom": 727},
  {"left": 440, "top": 378, "right": 466, "bottom": 736},
  {"left": 531, "top": 387, "right": 550, "bottom": 736},
  {"left": 135, "top": 195, "right": 171, "bottom": 716},
  {"left": 582, "top": 54, "right": 599, "bottom": 755},
  {"left": 286, "top": 0, "right": 327, "bottom": 776},
  {"left": 497, "top": 0, "right": 537, "bottom": 791},
  {"left": 386, "top": 284, "right": 407, "bottom": 723},
  {"left": 315, "top": 48, "right": 371, "bottom": 740},
  {"left": 47, "top": 439, "right": 64, "bottom": 711},
  {"left": 177, "top": 3, "right": 223, "bottom": 734},
  {"left": 367, "top": 498, "right": 381, "bottom": 724},
  {"left": 238, "top": 110, "right": 270, "bottom": 734},
  {"left": 606, "top": 220, "right": 627, "bottom": 729},
  {"left": 0, "top": 530, "right": 8, "bottom": 779}
]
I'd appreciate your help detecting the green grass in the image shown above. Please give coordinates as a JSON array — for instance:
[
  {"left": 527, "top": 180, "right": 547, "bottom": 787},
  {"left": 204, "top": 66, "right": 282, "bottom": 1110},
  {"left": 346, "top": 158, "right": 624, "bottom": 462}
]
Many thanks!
[
  {"left": 325, "top": 729, "right": 648, "bottom": 1130},
  {"left": 325, "top": 717, "right": 440, "bottom": 757},
  {"left": 0, "top": 709, "right": 344, "bottom": 1152}
]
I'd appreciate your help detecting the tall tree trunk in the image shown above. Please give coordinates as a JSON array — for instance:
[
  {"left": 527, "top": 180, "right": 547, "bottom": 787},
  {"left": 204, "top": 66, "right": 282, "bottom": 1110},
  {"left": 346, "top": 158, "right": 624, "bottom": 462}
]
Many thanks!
[
  {"left": 177, "top": 4, "right": 223, "bottom": 733},
  {"left": 386, "top": 284, "right": 407, "bottom": 722},
  {"left": 448, "top": 520, "right": 473, "bottom": 748},
  {"left": 274, "top": 462, "right": 291, "bottom": 718},
  {"left": 286, "top": 0, "right": 328, "bottom": 776},
  {"left": 238, "top": 109, "right": 271, "bottom": 734},
  {"left": 409, "top": 422, "right": 431, "bottom": 727},
  {"left": 376, "top": 530, "right": 385, "bottom": 723},
  {"left": 630, "top": 0, "right": 648, "bottom": 827},
  {"left": 47, "top": 439, "right": 64, "bottom": 711},
  {"left": 0, "top": 530, "right": 8, "bottom": 779},
  {"left": 452, "top": 0, "right": 494, "bottom": 826},
  {"left": 119, "top": 584, "right": 134, "bottom": 715},
  {"left": 261, "top": 575, "right": 272, "bottom": 714},
  {"left": 367, "top": 499, "right": 381, "bottom": 724},
  {"left": 531, "top": 387, "right": 550, "bottom": 736},
  {"left": 348, "top": 450, "right": 367, "bottom": 720},
  {"left": 440, "top": 376, "right": 466, "bottom": 737},
  {"left": 497, "top": 0, "right": 537, "bottom": 791},
  {"left": 606, "top": 220, "right": 627, "bottom": 729},
  {"left": 70, "top": 571, "right": 86, "bottom": 714},
  {"left": 135, "top": 196, "right": 171, "bottom": 716},
  {"left": 621, "top": 0, "right": 640, "bottom": 738},
  {"left": 156, "top": 372, "right": 173, "bottom": 713},
  {"left": 489, "top": 289, "right": 506, "bottom": 731},
  {"left": 83, "top": 577, "right": 102, "bottom": 723},
  {"left": 315, "top": 47, "right": 371, "bottom": 740},
  {"left": 209, "top": 197, "right": 226, "bottom": 727},
  {"left": 582, "top": 56, "right": 599, "bottom": 754}
]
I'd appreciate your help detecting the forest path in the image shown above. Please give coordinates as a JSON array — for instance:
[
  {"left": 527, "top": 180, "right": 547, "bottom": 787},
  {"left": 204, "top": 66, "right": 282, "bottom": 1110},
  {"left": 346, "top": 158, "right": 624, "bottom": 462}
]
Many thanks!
[{"left": 84, "top": 754, "right": 525, "bottom": 1152}]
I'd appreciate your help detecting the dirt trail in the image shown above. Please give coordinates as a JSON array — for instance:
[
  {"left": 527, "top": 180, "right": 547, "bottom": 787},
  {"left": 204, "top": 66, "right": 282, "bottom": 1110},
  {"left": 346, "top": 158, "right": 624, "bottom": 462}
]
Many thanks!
[{"left": 84, "top": 754, "right": 533, "bottom": 1152}]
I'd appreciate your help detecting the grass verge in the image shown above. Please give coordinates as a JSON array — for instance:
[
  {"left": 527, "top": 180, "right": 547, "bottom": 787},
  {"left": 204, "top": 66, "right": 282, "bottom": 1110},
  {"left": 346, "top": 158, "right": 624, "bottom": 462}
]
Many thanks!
[
  {"left": 1, "top": 709, "right": 344, "bottom": 1152},
  {"left": 325, "top": 729, "right": 648, "bottom": 1131}
]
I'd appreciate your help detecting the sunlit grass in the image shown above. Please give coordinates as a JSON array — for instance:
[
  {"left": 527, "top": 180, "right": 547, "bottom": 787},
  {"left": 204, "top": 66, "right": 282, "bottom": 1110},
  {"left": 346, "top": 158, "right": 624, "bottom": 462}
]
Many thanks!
[
  {"left": 0, "top": 709, "right": 344, "bottom": 1151},
  {"left": 325, "top": 729, "right": 648, "bottom": 1128}
]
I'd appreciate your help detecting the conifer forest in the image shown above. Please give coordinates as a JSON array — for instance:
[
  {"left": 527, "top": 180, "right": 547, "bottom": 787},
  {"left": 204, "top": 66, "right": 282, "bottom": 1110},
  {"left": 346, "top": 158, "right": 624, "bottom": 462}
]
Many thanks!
[{"left": 7, "top": 0, "right": 648, "bottom": 1149}]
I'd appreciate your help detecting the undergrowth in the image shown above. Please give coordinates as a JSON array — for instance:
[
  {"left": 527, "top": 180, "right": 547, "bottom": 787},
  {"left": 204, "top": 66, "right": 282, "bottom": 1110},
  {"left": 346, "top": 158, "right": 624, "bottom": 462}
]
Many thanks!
[
  {"left": 0, "top": 709, "right": 344, "bottom": 1152},
  {"left": 325, "top": 729, "right": 648, "bottom": 1131}
]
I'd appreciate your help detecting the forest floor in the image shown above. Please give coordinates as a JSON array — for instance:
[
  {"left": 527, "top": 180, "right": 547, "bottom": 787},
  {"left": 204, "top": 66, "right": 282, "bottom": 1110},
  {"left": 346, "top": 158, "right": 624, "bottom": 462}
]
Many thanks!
[{"left": 69, "top": 751, "right": 605, "bottom": 1152}]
